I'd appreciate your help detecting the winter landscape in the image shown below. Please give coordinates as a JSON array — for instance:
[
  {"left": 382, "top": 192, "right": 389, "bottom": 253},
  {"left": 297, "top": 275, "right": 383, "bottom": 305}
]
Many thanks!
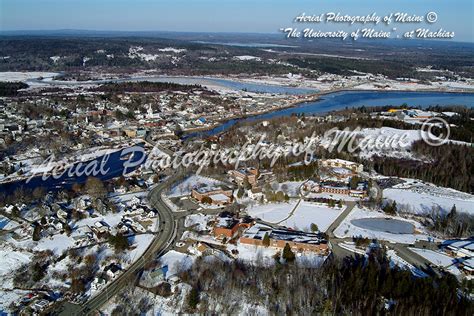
[{"left": 0, "top": 0, "right": 473, "bottom": 315}]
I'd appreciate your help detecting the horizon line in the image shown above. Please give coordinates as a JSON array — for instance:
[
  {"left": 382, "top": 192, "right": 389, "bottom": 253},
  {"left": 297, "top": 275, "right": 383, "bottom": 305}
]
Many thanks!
[{"left": 0, "top": 29, "right": 473, "bottom": 44}]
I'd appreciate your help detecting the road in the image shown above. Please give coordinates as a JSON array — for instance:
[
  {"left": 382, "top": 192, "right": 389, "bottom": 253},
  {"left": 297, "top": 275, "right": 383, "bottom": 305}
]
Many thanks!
[
  {"left": 326, "top": 201, "right": 356, "bottom": 239},
  {"left": 55, "top": 171, "right": 437, "bottom": 314},
  {"left": 57, "top": 171, "right": 184, "bottom": 316},
  {"left": 326, "top": 201, "right": 439, "bottom": 275}
]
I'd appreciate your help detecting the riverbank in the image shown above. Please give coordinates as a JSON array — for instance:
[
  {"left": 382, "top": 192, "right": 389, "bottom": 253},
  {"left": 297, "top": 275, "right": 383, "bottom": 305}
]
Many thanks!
[{"left": 181, "top": 88, "right": 474, "bottom": 138}]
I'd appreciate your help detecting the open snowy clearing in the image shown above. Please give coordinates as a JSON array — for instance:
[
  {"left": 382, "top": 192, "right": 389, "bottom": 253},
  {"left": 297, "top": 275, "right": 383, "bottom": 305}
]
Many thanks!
[
  {"left": 279, "top": 201, "right": 344, "bottom": 232},
  {"left": 0, "top": 71, "right": 60, "bottom": 82},
  {"left": 167, "top": 175, "right": 224, "bottom": 197},
  {"left": 246, "top": 200, "right": 343, "bottom": 232},
  {"left": 384, "top": 180, "right": 474, "bottom": 215},
  {"left": 245, "top": 201, "right": 298, "bottom": 223}
]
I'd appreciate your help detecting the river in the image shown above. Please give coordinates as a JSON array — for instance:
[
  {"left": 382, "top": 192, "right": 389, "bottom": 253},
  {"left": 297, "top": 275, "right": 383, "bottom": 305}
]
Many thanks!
[
  {"left": 185, "top": 90, "right": 474, "bottom": 138},
  {"left": 4, "top": 77, "right": 474, "bottom": 193}
]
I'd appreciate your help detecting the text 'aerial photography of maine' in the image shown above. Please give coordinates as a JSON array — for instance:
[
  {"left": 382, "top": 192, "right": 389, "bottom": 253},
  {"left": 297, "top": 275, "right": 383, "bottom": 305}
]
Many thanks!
[{"left": 0, "top": 0, "right": 473, "bottom": 315}]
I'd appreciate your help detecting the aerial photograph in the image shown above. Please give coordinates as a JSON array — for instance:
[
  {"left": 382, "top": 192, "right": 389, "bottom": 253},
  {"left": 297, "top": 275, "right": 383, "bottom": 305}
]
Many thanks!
[{"left": 0, "top": 0, "right": 473, "bottom": 315}]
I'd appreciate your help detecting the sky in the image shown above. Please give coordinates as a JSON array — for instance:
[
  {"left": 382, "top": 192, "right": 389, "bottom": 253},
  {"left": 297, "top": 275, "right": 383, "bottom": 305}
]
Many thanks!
[{"left": 1, "top": 0, "right": 473, "bottom": 42}]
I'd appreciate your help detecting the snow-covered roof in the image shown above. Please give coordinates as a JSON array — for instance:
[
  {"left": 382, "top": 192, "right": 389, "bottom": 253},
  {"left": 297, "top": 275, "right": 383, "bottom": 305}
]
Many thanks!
[{"left": 209, "top": 193, "right": 230, "bottom": 202}]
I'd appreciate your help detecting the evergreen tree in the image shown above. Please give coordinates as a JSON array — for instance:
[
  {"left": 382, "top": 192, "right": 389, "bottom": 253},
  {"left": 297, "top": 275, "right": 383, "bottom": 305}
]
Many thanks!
[
  {"left": 282, "top": 243, "right": 295, "bottom": 262},
  {"left": 262, "top": 232, "right": 270, "bottom": 247},
  {"left": 187, "top": 287, "right": 200, "bottom": 310}
]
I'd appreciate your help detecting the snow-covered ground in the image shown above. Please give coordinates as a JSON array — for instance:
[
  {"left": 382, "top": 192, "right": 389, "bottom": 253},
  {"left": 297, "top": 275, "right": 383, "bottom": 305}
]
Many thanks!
[
  {"left": 334, "top": 206, "right": 432, "bottom": 244},
  {"left": 0, "top": 245, "right": 33, "bottom": 312},
  {"left": 274, "top": 181, "right": 304, "bottom": 197},
  {"left": 387, "top": 249, "right": 428, "bottom": 277},
  {"left": 0, "top": 246, "right": 33, "bottom": 288},
  {"left": 279, "top": 201, "right": 343, "bottom": 232},
  {"left": 245, "top": 201, "right": 298, "bottom": 223},
  {"left": 167, "top": 175, "right": 224, "bottom": 197},
  {"left": 158, "top": 47, "right": 187, "bottom": 53},
  {"left": 233, "top": 55, "right": 262, "bottom": 61},
  {"left": 409, "top": 248, "right": 463, "bottom": 276},
  {"left": 355, "top": 127, "right": 423, "bottom": 159},
  {"left": 184, "top": 213, "right": 213, "bottom": 232},
  {"left": 409, "top": 248, "right": 456, "bottom": 268},
  {"left": 353, "top": 79, "right": 474, "bottom": 91},
  {"left": 0, "top": 71, "right": 59, "bottom": 82},
  {"left": 384, "top": 179, "right": 474, "bottom": 215},
  {"left": 246, "top": 200, "right": 343, "bottom": 232}
]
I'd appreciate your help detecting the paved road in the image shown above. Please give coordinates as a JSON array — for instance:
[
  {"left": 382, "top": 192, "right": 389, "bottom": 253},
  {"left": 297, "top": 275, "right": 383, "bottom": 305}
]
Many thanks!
[
  {"left": 326, "top": 201, "right": 356, "bottom": 239},
  {"left": 57, "top": 171, "right": 183, "bottom": 316},
  {"left": 325, "top": 201, "right": 440, "bottom": 275}
]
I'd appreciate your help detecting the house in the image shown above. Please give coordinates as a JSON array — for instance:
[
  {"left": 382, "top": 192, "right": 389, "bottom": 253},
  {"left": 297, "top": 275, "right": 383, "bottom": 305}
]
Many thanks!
[
  {"left": 104, "top": 263, "right": 122, "bottom": 279},
  {"left": 92, "top": 275, "right": 107, "bottom": 291},
  {"left": 248, "top": 187, "right": 264, "bottom": 200},
  {"left": 149, "top": 265, "right": 169, "bottom": 281},
  {"left": 91, "top": 220, "right": 110, "bottom": 239}
]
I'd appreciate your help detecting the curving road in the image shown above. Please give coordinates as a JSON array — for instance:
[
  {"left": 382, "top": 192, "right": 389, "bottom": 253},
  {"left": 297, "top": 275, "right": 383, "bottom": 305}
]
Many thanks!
[{"left": 58, "top": 171, "right": 183, "bottom": 316}]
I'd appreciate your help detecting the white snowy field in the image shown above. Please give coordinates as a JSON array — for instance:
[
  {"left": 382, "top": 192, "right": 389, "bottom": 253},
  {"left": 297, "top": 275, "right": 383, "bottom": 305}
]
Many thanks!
[
  {"left": 279, "top": 201, "right": 344, "bottom": 232},
  {"left": 0, "top": 246, "right": 32, "bottom": 288},
  {"left": 167, "top": 175, "right": 224, "bottom": 197},
  {"left": 184, "top": 213, "right": 213, "bottom": 232},
  {"left": 246, "top": 200, "right": 343, "bottom": 232},
  {"left": 245, "top": 201, "right": 298, "bottom": 224},
  {"left": 0, "top": 245, "right": 33, "bottom": 312},
  {"left": 334, "top": 206, "right": 432, "bottom": 244},
  {"left": 355, "top": 127, "right": 422, "bottom": 159},
  {"left": 384, "top": 179, "right": 474, "bottom": 215},
  {"left": 0, "top": 71, "right": 59, "bottom": 82}
]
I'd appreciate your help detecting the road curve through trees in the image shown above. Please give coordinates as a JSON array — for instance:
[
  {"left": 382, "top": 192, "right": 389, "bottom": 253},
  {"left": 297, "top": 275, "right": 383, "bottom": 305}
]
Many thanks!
[{"left": 59, "top": 171, "right": 183, "bottom": 316}]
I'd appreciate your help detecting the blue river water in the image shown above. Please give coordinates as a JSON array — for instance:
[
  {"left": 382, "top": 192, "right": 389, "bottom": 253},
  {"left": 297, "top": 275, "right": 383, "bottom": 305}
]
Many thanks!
[
  {"left": 185, "top": 90, "right": 474, "bottom": 139},
  {"left": 29, "top": 76, "right": 317, "bottom": 95},
  {"left": 1, "top": 88, "right": 473, "bottom": 194},
  {"left": 0, "top": 146, "right": 146, "bottom": 195}
]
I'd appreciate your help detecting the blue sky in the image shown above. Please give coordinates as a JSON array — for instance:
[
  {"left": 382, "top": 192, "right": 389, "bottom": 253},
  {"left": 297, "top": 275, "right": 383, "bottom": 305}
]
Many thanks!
[{"left": 1, "top": 0, "right": 473, "bottom": 41}]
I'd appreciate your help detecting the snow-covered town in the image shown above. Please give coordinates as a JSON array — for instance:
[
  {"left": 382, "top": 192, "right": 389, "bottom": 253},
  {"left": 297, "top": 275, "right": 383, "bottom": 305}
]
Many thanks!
[{"left": 1, "top": 8, "right": 474, "bottom": 314}]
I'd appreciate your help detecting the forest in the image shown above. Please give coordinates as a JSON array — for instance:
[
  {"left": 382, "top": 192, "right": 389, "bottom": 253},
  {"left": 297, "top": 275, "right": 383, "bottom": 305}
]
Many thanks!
[
  {"left": 0, "top": 82, "right": 28, "bottom": 96},
  {"left": 112, "top": 248, "right": 473, "bottom": 315}
]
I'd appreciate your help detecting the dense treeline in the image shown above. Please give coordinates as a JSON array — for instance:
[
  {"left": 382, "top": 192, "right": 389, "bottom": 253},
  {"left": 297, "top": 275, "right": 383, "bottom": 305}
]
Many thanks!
[
  {"left": 425, "top": 205, "right": 474, "bottom": 238},
  {"left": 2, "top": 36, "right": 473, "bottom": 78},
  {"left": 176, "top": 250, "right": 472, "bottom": 315},
  {"left": 0, "top": 82, "right": 28, "bottom": 96},
  {"left": 91, "top": 81, "right": 202, "bottom": 93},
  {"left": 368, "top": 141, "right": 473, "bottom": 193}
]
